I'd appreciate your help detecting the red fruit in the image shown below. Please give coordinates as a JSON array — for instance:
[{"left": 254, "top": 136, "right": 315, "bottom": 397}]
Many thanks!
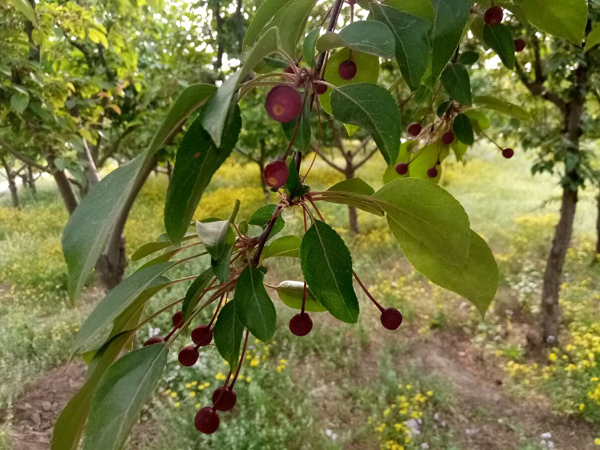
[
  {"left": 172, "top": 310, "right": 184, "bottom": 328},
  {"left": 484, "top": 6, "right": 503, "bottom": 26},
  {"left": 191, "top": 324, "right": 213, "bottom": 346},
  {"left": 144, "top": 335, "right": 164, "bottom": 346},
  {"left": 502, "top": 148, "right": 515, "bottom": 159},
  {"left": 514, "top": 39, "right": 526, "bottom": 52},
  {"left": 265, "top": 85, "right": 302, "bottom": 123},
  {"left": 407, "top": 122, "right": 422, "bottom": 137},
  {"left": 195, "top": 407, "right": 220, "bottom": 434},
  {"left": 314, "top": 81, "right": 328, "bottom": 95},
  {"left": 284, "top": 65, "right": 295, "bottom": 74},
  {"left": 212, "top": 386, "right": 238, "bottom": 412},
  {"left": 395, "top": 163, "right": 409, "bottom": 175},
  {"left": 380, "top": 307, "right": 403, "bottom": 330},
  {"left": 427, "top": 167, "right": 438, "bottom": 178},
  {"left": 338, "top": 60, "right": 357, "bottom": 80},
  {"left": 178, "top": 345, "right": 199, "bottom": 367},
  {"left": 264, "top": 160, "right": 289, "bottom": 189},
  {"left": 289, "top": 312, "right": 313, "bottom": 337},
  {"left": 441, "top": 131, "right": 455, "bottom": 145}
]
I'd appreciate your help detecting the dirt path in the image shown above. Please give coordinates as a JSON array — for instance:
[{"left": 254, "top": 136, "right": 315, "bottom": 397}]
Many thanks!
[
  {"left": 6, "top": 362, "right": 85, "bottom": 450},
  {"left": 411, "top": 331, "right": 597, "bottom": 450}
]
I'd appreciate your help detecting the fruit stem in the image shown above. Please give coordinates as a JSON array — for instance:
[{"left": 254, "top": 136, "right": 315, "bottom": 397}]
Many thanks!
[
  {"left": 352, "top": 271, "right": 385, "bottom": 313},
  {"left": 230, "top": 330, "right": 250, "bottom": 389},
  {"left": 314, "top": 0, "right": 345, "bottom": 76}
]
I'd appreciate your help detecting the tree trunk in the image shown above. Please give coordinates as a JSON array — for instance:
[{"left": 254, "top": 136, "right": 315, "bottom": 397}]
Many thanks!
[
  {"left": 1, "top": 155, "right": 20, "bottom": 209},
  {"left": 214, "top": 1, "right": 224, "bottom": 70},
  {"left": 48, "top": 155, "right": 78, "bottom": 215},
  {"left": 26, "top": 164, "right": 36, "bottom": 193},
  {"left": 541, "top": 189, "right": 578, "bottom": 344},
  {"left": 344, "top": 165, "right": 359, "bottom": 235},
  {"left": 95, "top": 158, "right": 156, "bottom": 291},
  {"left": 79, "top": 139, "right": 101, "bottom": 195},
  {"left": 595, "top": 192, "right": 600, "bottom": 259},
  {"left": 166, "top": 160, "right": 173, "bottom": 180},
  {"left": 258, "top": 139, "right": 269, "bottom": 200}
]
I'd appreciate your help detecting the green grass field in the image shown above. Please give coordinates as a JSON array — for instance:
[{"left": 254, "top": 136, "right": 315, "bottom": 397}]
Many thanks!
[{"left": 1, "top": 145, "right": 600, "bottom": 449}]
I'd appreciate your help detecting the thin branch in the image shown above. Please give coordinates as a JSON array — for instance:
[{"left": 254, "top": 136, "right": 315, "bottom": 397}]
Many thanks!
[
  {"left": 515, "top": 61, "right": 567, "bottom": 113},
  {"left": 0, "top": 138, "right": 47, "bottom": 171},
  {"left": 311, "top": 145, "right": 344, "bottom": 172},
  {"left": 354, "top": 146, "right": 379, "bottom": 170}
]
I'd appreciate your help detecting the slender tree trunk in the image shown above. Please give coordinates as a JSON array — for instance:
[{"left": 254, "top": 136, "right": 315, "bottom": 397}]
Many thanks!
[
  {"left": 214, "top": 1, "right": 224, "bottom": 70},
  {"left": 166, "top": 160, "right": 173, "bottom": 180},
  {"left": 258, "top": 139, "right": 269, "bottom": 200},
  {"left": 95, "top": 159, "right": 156, "bottom": 290},
  {"left": 48, "top": 155, "right": 78, "bottom": 215},
  {"left": 1, "top": 155, "right": 20, "bottom": 209},
  {"left": 595, "top": 193, "right": 600, "bottom": 259},
  {"left": 79, "top": 139, "right": 101, "bottom": 195},
  {"left": 26, "top": 164, "right": 36, "bottom": 193},
  {"left": 344, "top": 164, "right": 359, "bottom": 235},
  {"left": 234, "top": 0, "right": 244, "bottom": 52},
  {"left": 541, "top": 189, "right": 578, "bottom": 344}
]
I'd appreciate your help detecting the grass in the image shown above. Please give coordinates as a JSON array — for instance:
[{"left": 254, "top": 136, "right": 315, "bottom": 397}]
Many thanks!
[{"left": 1, "top": 144, "right": 599, "bottom": 449}]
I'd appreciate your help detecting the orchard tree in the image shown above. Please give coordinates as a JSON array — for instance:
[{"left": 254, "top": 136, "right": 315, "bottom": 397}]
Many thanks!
[
  {"left": 35, "top": 0, "right": 587, "bottom": 448},
  {"left": 472, "top": 0, "right": 599, "bottom": 343}
]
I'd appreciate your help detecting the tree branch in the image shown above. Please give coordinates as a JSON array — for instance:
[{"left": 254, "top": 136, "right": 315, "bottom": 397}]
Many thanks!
[
  {"left": 0, "top": 138, "right": 47, "bottom": 171},
  {"left": 311, "top": 145, "right": 344, "bottom": 172},
  {"left": 354, "top": 146, "right": 379, "bottom": 170},
  {"left": 515, "top": 61, "right": 567, "bottom": 113}
]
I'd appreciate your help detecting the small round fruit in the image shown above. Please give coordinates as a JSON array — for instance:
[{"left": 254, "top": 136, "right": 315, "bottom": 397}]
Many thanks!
[
  {"left": 502, "top": 148, "right": 515, "bottom": 159},
  {"left": 441, "top": 131, "right": 455, "bottom": 145},
  {"left": 380, "top": 307, "right": 403, "bottom": 330},
  {"left": 178, "top": 345, "right": 199, "bottom": 367},
  {"left": 407, "top": 122, "right": 422, "bottom": 137},
  {"left": 195, "top": 407, "right": 220, "bottom": 434},
  {"left": 338, "top": 60, "right": 357, "bottom": 80},
  {"left": 191, "top": 324, "right": 213, "bottom": 346},
  {"left": 314, "top": 81, "right": 328, "bottom": 95},
  {"left": 284, "top": 65, "right": 295, "bottom": 74},
  {"left": 514, "top": 39, "right": 526, "bottom": 52},
  {"left": 265, "top": 85, "right": 302, "bottom": 123},
  {"left": 144, "top": 335, "right": 164, "bottom": 346},
  {"left": 289, "top": 313, "right": 313, "bottom": 337},
  {"left": 427, "top": 167, "right": 439, "bottom": 178},
  {"left": 484, "top": 6, "right": 503, "bottom": 26},
  {"left": 264, "top": 160, "right": 289, "bottom": 189},
  {"left": 395, "top": 163, "right": 409, "bottom": 175},
  {"left": 212, "top": 386, "right": 238, "bottom": 412},
  {"left": 172, "top": 310, "right": 184, "bottom": 328}
]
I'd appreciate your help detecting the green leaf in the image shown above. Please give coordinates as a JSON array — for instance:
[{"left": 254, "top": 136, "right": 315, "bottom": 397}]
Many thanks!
[
  {"left": 330, "top": 84, "right": 401, "bottom": 166},
  {"left": 584, "top": 25, "right": 600, "bottom": 53},
  {"left": 303, "top": 28, "right": 320, "bottom": 66},
  {"left": 319, "top": 49, "right": 379, "bottom": 114},
  {"left": 328, "top": 178, "right": 375, "bottom": 196},
  {"left": 387, "top": 222, "right": 498, "bottom": 317},
  {"left": 464, "top": 109, "right": 490, "bottom": 129},
  {"left": 453, "top": 113, "right": 474, "bottom": 145},
  {"left": 317, "top": 21, "right": 396, "bottom": 59},
  {"left": 72, "top": 263, "right": 174, "bottom": 355},
  {"left": 165, "top": 107, "right": 241, "bottom": 243},
  {"left": 261, "top": 235, "right": 302, "bottom": 260},
  {"left": 275, "top": 281, "right": 326, "bottom": 312},
  {"left": 483, "top": 24, "right": 515, "bottom": 69},
  {"left": 63, "top": 84, "right": 216, "bottom": 302},
  {"left": 473, "top": 95, "right": 530, "bottom": 121},
  {"left": 182, "top": 268, "right": 215, "bottom": 321},
  {"left": 441, "top": 64, "right": 472, "bottom": 106},
  {"left": 383, "top": 0, "right": 434, "bottom": 20},
  {"left": 52, "top": 332, "right": 134, "bottom": 450},
  {"left": 201, "top": 28, "right": 278, "bottom": 146},
  {"left": 243, "top": 0, "right": 294, "bottom": 49},
  {"left": 213, "top": 301, "right": 245, "bottom": 370},
  {"left": 9, "top": 0, "right": 35, "bottom": 22},
  {"left": 370, "top": 3, "right": 431, "bottom": 91},
  {"left": 211, "top": 239, "right": 234, "bottom": 282},
  {"left": 82, "top": 345, "right": 168, "bottom": 450},
  {"left": 372, "top": 178, "right": 470, "bottom": 265},
  {"left": 300, "top": 220, "right": 359, "bottom": 323},
  {"left": 428, "top": 0, "right": 472, "bottom": 84},
  {"left": 458, "top": 51, "right": 479, "bottom": 65},
  {"left": 195, "top": 219, "right": 234, "bottom": 260},
  {"left": 515, "top": 0, "right": 587, "bottom": 44},
  {"left": 234, "top": 266, "right": 277, "bottom": 341},
  {"left": 282, "top": 100, "right": 311, "bottom": 152},
  {"left": 383, "top": 141, "right": 412, "bottom": 184},
  {"left": 10, "top": 92, "right": 29, "bottom": 113},
  {"left": 404, "top": 143, "right": 448, "bottom": 182},
  {"left": 250, "top": 204, "right": 285, "bottom": 237},
  {"left": 130, "top": 234, "right": 196, "bottom": 261},
  {"left": 278, "top": 0, "right": 318, "bottom": 57}
]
